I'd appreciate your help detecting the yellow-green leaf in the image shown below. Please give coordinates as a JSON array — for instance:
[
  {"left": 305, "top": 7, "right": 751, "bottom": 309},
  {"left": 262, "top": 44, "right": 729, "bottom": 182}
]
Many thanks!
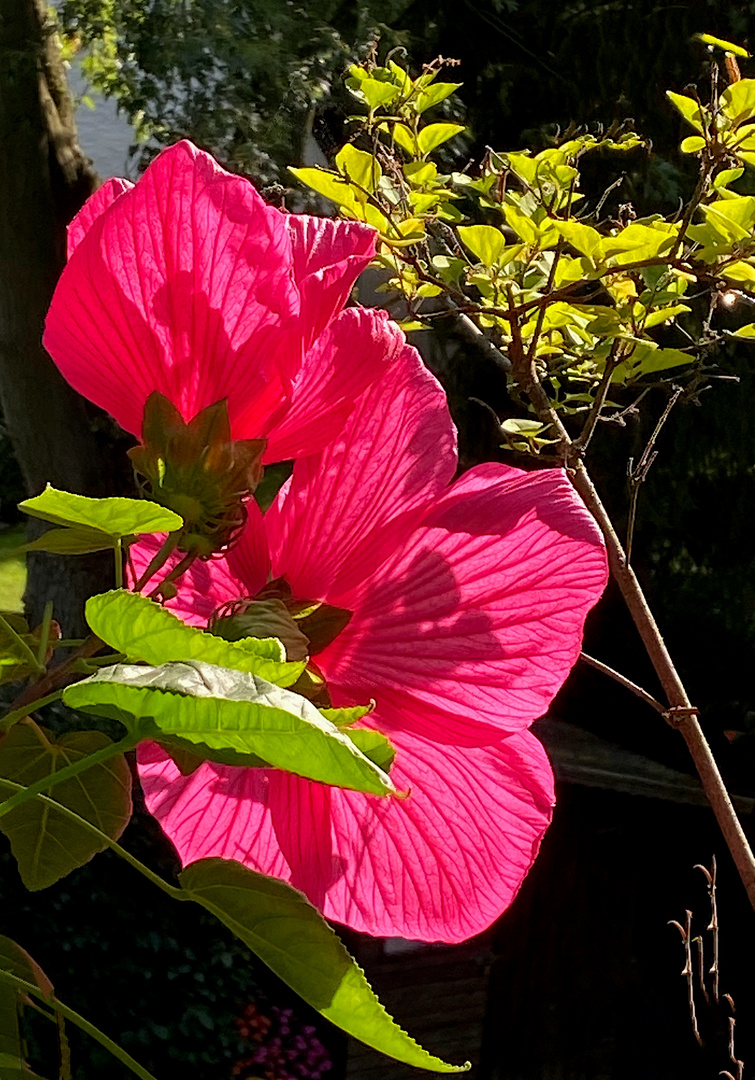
[
  {"left": 680, "top": 135, "right": 706, "bottom": 154},
  {"left": 417, "top": 123, "right": 464, "bottom": 156},
  {"left": 613, "top": 343, "right": 692, "bottom": 383},
  {"left": 720, "top": 260, "right": 755, "bottom": 286},
  {"left": 502, "top": 204, "right": 539, "bottom": 245},
  {"left": 380, "top": 122, "right": 416, "bottom": 156},
  {"left": 643, "top": 303, "right": 690, "bottom": 329},
  {"left": 288, "top": 167, "right": 360, "bottom": 212},
  {"left": 457, "top": 224, "right": 506, "bottom": 265},
  {"left": 357, "top": 78, "right": 400, "bottom": 110},
  {"left": 602, "top": 221, "right": 678, "bottom": 264},
  {"left": 720, "top": 80, "right": 755, "bottom": 127},
  {"left": 701, "top": 196, "right": 755, "bottom": 242},
  {"left": 415, "top": 82, "right": 462, "bottom": 114},
  {"left": 694, "top": 34, "right": 750, "bottom": 58},
  {"left": 552, "top": 221, "right": 603, "bottom": 259},
  {"left": 335, "top": 144, "right": 382, "bottom": 194},
  {"left": 666, "top": 90, "right": 706, "bottom": 132},
  {"left": 86, "top": 589, "right": 305, "bottom": 687}
]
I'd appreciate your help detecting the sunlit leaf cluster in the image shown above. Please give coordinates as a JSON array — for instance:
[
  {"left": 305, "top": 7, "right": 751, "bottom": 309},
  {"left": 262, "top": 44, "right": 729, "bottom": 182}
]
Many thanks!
[{"left": 291, "top": 53, "right": 755, "bottom": 432}]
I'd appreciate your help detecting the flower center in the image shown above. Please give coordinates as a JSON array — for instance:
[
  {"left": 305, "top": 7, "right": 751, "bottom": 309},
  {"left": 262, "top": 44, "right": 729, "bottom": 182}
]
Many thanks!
[{"left": 209, "top": 576, "right": 352, "bottom": 707}]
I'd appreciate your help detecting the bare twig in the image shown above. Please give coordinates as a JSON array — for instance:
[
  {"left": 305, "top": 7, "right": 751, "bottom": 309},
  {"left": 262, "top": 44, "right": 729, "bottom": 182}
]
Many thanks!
[
  {"left": 626, "top": 387, "right": 683, "bottom": 563},
  {"left": 670, "top": 911, "right": 702, "bottom": 1045},
  {"left": 695, "top": 933, "right": 709, "bottom": 1005},
  {"left": 595, "top": 172, "right": 626, "bottom": 219},
  {"left": 697, "top": 857, "right": 720, "bottom": 1003},
  {"left": 579, "top": 652, "right": 666, "bottom": 714},
  {"left": 573, "top": 340, "right": 624, "bottom": 454}
]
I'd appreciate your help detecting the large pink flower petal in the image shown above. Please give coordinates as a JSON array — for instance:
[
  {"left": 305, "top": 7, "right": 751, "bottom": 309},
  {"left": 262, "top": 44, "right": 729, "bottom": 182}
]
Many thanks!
[
  {"left": 137, "top": 725, "right": 554, "bottom": 943},
  {"left": 283, "top": 214, "right": 376, "bottom": 362},
  {"left": 317, "top": 463, "right": 607, "bottom": 743},
  {"left": 45, "top": 141, "right": 299, "bottom": 438},
  {"left": 265, "top": 346, "right": 457, "bottom": 597},
  {"left": 128, "top": 498, "right": 270, "bottom": 626},
  {"left": 67, "top": 178, "right": 134, "bottom": 258},
  {"left": 261, "top": 308, "right": 406, "bottom": 463}
]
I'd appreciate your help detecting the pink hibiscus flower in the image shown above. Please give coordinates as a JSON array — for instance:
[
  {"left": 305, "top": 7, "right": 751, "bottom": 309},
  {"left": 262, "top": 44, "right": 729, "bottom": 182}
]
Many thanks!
[
  {"left": 134, "top": 347, "right": 607, "bottom": 943},
  {"left": 43, "top": 140, "right": 399, "bottom": 463}
]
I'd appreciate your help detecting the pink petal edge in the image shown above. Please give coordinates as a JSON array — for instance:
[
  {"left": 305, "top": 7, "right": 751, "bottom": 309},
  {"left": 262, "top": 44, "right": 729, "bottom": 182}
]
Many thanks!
[
  {"left": 261, "top": 307, "right": 408, "bottom": 463},
  {"left": 67, "top": 178, "right": 134, "bottom": 259},
  {"left": 45, "top": 141, "right": 299, "bottom": 438},
  {"left": 317, "top": 462, "right": 608, "bottom": 743},
  {"left": 137, "top": 725, "right": 554, "bottom": 943},
  {"left": 266, "top": 342, "right": 458, "bottom": 597}
]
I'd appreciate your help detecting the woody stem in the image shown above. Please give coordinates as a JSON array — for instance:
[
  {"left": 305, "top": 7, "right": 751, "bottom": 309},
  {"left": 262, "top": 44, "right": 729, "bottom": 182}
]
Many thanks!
[{"left": 499, "top": 320, "right": 755, "bottom": 910}]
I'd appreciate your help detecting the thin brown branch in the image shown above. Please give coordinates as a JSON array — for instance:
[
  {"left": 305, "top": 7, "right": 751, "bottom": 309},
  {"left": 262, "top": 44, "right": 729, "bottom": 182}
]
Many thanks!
[
  {"left": 670, "top": 910, "right": 702, "bottom": 1045},
  {"left": 456, "top": 314, "right": 755, "bottom": 913},
  {"left": 573, "top": 340, "right": 623, "bottom": 454},
  {"left": 526, "top": 239, "right": 564, "bottom": 363},
  {"left": 579, "top": 652, "right": 666, "bottom": 714},
  {"left": 626, "top": 387, "right": 682, "bottom": 563},
  {"left": 571, "top": 464, "right": 755, "bottom": 910}
]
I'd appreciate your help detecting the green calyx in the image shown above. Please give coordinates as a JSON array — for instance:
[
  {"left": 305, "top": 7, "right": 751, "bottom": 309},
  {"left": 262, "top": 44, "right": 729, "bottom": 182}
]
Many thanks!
[
  {"left": 210, "top": 577, "right": 353, "bottom": 706},
  {"left": 129, "top": 392, "right": 266, "bottom": 557}
]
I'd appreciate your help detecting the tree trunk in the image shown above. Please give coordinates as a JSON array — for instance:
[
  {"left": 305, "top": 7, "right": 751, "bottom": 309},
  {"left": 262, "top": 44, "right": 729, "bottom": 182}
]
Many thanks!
[{"left": 0, "top": 0, "right": 121, "bottom": 634}]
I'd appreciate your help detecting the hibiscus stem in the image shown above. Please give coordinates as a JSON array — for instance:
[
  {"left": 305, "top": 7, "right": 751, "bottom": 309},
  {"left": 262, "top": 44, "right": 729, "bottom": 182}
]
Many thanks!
[
  {"left": 147, "top": 549, "right": 198, "bottom": 600},
  {"left": 5, "top": 635, "right": 105, "bottom": 715},
  {"left": 579, "top": 652, "right": 666, "bottom": 714},
  {"left": 494, "top": 317, "right": 755, "bottom": 912},
  {"left": 0, "top": 968, "right": 161, "bottom": 1080},
  {"left": 131, "top": 531, "right": 181, "bottom": 592},
  {"left": 0, "top": 730, "right": 141, "bottom": 822},
  {"left": 0, "top": 690, "right": 63, "bottom": 733}
]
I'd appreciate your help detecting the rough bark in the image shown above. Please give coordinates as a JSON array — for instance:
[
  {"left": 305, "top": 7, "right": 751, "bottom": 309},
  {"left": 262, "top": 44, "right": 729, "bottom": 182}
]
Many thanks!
[{"left": 0, "top": 0, "right": 119, "bottom": 634}]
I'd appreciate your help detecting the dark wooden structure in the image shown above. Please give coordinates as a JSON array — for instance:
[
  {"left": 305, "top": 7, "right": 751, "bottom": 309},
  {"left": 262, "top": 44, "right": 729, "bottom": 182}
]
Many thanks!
[{"left": 345, "top": 720, "right": 755, "bottom": 1080}]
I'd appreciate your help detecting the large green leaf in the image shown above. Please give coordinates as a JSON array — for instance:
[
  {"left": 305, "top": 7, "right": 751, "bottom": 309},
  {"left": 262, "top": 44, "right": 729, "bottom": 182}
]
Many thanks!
[
  {"left": 19, "top": 486, "right": 182, "bottom": 539},
  {"left": 0, "top": 935, "right": 53, "bottom": 1079},
  {"left": 180, "top": 860, "right": 469, "bottom": 1073},
  {"left": 21, "top": 526, "right": 124, "bottom": 555},
  {"left": 63, "top": 661, "right": 397, "bottom": 796},
  {"left": 0, "top": 721, "right": 132, "bottom": 890},
  {"left": 86, "top": 590, "right": 305, "bottom": 687}
]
